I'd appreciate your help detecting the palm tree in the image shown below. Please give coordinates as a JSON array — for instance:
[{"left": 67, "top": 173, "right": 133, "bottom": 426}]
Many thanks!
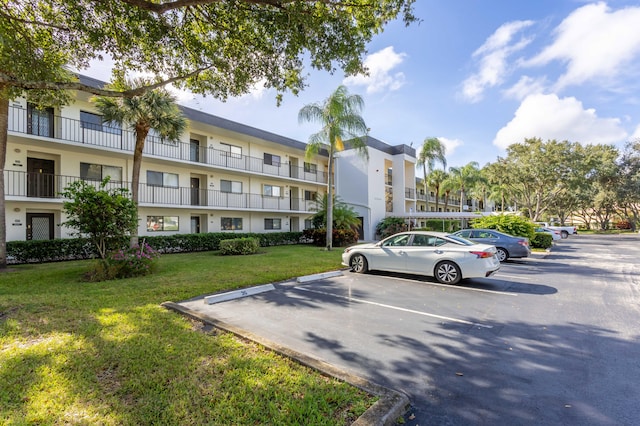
[
  {"left": 416, "top": 137, "right": 447, "bottom": 210},
  {"left": 298, "top": 85, "right": 369, "bottom": 250},
  {"left": 93, "top": 78, "right": 187, "bottom": 246},
  {"left": 448, "top": 161, "right": 482, "bottom": 212},
  {"left": 426, "top": 169, "right": 448, "bottom": 212}
]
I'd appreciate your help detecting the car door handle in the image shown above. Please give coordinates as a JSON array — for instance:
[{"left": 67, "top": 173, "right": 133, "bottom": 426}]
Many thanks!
[{"left": 435, "top": 250, "right": 443, "bottom": 254}]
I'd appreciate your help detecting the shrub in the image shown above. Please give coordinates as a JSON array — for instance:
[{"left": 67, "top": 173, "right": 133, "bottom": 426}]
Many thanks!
[
  {"left": 421, "top": 219, "right": 458, "bottom": 232},
  {"left": 7, "top": 232, "right": 305, "bottom": 264},
  {"left": 470, "top": 214, "right": 535, "bottom": 240},
  {"left": 219, "top": 238, "right": 260, "bottom": 255},
  {"left": 615, "top": 220, "right": 632, "bottom": 230},
  {"left": 86, "top": 242, "right": 160, "bottom": 281},
  {"left": 375, "top": 217, "right": 408, "bottom": 239},
  {"left": 302, "top": 228, "right": 358, "bottom": 247},
  {"left": 531, "top": 232, "right": 553, "bottom": 249}
]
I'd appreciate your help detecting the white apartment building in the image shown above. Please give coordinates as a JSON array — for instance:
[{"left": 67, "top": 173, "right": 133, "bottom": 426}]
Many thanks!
[
  {"left": 4, "top": 76, "right": 330, "bottom": 242},
  {"left": 4, "top": 75, "right": 440, "bottom": 244},
  {"left": 335, "top": 136, "right": 417, "bottom": 240}
]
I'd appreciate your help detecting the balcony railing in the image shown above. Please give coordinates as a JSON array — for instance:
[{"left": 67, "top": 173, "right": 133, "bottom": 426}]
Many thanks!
[
  {"left": 8, "top": 105, "right": 327, "bottom": 184},
  {"left": 405, "top": 187, "right": 415, "bottom": 199},
  {"left": 4, "top": 170, "right": 316, "bottom": 212}
]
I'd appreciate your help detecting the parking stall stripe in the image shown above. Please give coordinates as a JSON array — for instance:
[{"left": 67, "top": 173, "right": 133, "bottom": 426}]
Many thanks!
[{"left": 293, "top": 286, "right": 493, "bottom": 329}]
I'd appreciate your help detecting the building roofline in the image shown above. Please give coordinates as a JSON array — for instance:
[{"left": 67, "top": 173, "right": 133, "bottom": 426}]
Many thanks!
[{"left": 77, "top": 74, "right": 328, "bottom": 157}]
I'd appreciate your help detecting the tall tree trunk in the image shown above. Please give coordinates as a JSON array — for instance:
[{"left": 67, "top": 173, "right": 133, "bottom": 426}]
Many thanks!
[
  {"left": 0, "top": 95, "right": 8, "bottom": 268},
  {"left": 326, "top": 151, "right": 334, "bottom": 251},
  {"left": 130, "top": 127, "right": 148, "bottom": 248}
]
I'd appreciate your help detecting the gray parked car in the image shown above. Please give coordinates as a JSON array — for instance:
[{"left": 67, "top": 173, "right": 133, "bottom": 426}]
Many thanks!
[{"left": 452, "top": 229, "right": 531, "bottom": 262}]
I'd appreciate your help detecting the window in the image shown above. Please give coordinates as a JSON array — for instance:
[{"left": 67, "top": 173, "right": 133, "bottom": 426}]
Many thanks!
[
  {"left": 221, "top": 217, "right": 243, "bottom": 230},
  {"left": 304, "top": 190, "right": 317, "bottom": 201},
  {"left": 220, "top": 179, "right": 242, "bottom": 193},
  {"left": 263, "top": 184, "right": 282, "bottom": 197},
  {"left": 263, "top": 153, "right": 281, "bottom": 167},
  {"left": 220, "top": 142, "right": 242, "bottom": 158},
  {"left": 304, "top": 219, "right": 313, "bottom": 230},
  {"left": 264, "top": 218, "right": 282, "bottom": 230},
  {"left": 147, "top": 171, "right": 178, "bottom": 187},
  {"left": 80, "top": 111, "right": 122, "bottom": 135},
  {"left": 382, "top": 234, "right": 410, "bottom": 247},
  {"left": 147, "top": 216, "right": 179, "bottom": 231},
  {"left": 80, "top": 163, "right": 123, "bottom": 182},
  {"left": 304, "top": 162, "right": 317, "bottom": 173},
  {"left": 27, "top": 103, "right": 54, "bottom": 137}
]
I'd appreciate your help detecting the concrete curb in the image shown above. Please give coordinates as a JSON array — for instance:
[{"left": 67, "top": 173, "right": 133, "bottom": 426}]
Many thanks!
[{"left": 162, "top": 301, "right": 410, "bottom": 426}]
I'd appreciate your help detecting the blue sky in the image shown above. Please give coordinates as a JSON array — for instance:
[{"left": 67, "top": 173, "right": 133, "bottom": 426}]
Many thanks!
[{"left": 84, "top": 0, "right": 640, "bottom": 169}]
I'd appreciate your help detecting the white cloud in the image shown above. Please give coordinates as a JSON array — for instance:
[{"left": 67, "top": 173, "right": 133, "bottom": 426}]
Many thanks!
[
  {"left": 437, "top": 136, "right": 463, "bottom": 157},
  {"left": 493, "top": 93, "right": 627, "bottom": 149},
  {"left": 525, "top": 2, "right": 640, "bottom": 90},
  {"left": 502, "top": 75, "right": 547, "bottom": 101},
  {"left": 631, "top": 124, "right": 640, "bottom": 141},
  {"left": 343, "top": 46, "right": 407, "bottom": 94},
  {"left": 461, "top": 20, "right": 534, "bottom": 103}
]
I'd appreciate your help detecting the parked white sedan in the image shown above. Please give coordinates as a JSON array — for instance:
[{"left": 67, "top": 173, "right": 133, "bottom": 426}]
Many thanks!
[
  {"left": 341, "top": 231, "right": 500, "bottom": 285},
  {"left": 536, "top": 227, "right": 561, "bottom": 241}
]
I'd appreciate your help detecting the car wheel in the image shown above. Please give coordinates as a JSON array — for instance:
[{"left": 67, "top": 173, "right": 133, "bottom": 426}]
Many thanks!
[
  {"left": 434, "top": 261, "right": 461, "bottom": 285},
  {"left": 350, "top": 254, "right": 368, "bottom": 273},
  {"left": 496, "top": 247, "right": 508, "bottom": 262},
  {"left": 561, "top": 230, "right": 569, "bottom": 239}
]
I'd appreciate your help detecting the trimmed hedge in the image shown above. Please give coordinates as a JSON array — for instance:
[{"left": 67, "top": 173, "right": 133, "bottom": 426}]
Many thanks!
[
  {"left": 219, "top": 238, "right": 260, "bottom": 255},
  {"left": 531, "top": 232, "right": 553, "bottom": 249},
  {"left": 6, "top": 232, "right": 305, "bottom": 264}
]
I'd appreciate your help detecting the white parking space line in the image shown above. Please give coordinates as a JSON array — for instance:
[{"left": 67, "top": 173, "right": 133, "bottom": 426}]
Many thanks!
[{"left": 293, "top": 286, "right": 494, "bottom": 329}]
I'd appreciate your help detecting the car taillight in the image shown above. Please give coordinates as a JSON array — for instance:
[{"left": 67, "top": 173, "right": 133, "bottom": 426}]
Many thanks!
[
  {"left": 470, "top": 251, "right": 494, "bottom": 258},
  {"left": 518, "top": 240, "right": 529, "bottom": 246}
]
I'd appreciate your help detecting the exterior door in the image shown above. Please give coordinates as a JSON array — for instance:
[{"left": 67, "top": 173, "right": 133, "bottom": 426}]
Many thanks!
[
  {"left": 370, "top": 233, "right": 411, "bottom": 271},
  {"left": 27, "top": 158, "right": 55, "bottom": 198},
  {"left": 190, "top": 216, "right": 201, "bottom": 234},
  {"left": 190, "top": 177, "right": 200, "bottom": 206},
  {"left": 290, "top": 186, "right": 299, "bottom": 210},
  {"left": 26, "top": 213, "right": 54, "bottom": 240},
  {"left": 190, "top": 139, "right": 200, "bottom": 162}
]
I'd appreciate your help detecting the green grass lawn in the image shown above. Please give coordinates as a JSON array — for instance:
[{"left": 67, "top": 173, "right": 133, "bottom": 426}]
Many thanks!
[{"left": 0, "top": 245, "right": 376, "bottom": 425}]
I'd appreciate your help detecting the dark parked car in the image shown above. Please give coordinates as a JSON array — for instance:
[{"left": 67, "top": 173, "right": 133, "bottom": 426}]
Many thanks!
[{"left": 452, "top": 229, "right": 531, "bottom": 262}]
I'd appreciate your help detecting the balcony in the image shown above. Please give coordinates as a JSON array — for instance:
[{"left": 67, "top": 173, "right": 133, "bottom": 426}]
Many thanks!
[
  {"left": 7, "top": 105, "right": 327, "bottom": 185},
  {"left": 4, "top": 170, "right": 316, "bottom": 213},
  {"left": 405, "top": 187, "right": 415, "bottom": 199}
]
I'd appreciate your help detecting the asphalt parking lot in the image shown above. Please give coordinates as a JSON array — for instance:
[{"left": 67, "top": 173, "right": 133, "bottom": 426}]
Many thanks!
[{"left": 169, "top": 234, "right": 640, "bottom": 425}]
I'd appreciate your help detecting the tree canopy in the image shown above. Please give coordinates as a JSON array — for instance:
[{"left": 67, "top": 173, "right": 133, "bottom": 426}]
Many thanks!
[{"left": 2, "top": 0, "right": 417, "bottom": 98}]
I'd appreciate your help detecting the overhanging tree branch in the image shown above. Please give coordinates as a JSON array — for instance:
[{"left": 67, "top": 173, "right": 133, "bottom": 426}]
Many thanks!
[{"left": 0, "top": 65, "right": 214, "bottom": 97}]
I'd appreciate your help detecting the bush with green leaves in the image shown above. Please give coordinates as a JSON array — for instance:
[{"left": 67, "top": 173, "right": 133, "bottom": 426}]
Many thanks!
[
  {"left": 302, "top": 228, "right": 358, "bottom": 247},
  {"left": 310, "top": 193, "right": 361, "bottom": 231},
  {"left": 86, "top": 242, "right": 160, "bottom": 281},
  {"left": 470, "top": 214, "right": 536, "bottom": 240},
  {"left": 61, "top": 178, "right": 138, "bottom": 260},
  {"left": 531, "top": 232, "right": 553, "bottom": 249},
  {"left": 420, "top": 219, "right": 459, "bottom": 232},
  {"left": 6, "top": 232, "right": 306, "bottom": 264},
  {"left": 375, "top": 217, "right": 408, "bottom": 239},
  {"left": 219, "top": 238, "right": 260, "bottom": 255}
]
